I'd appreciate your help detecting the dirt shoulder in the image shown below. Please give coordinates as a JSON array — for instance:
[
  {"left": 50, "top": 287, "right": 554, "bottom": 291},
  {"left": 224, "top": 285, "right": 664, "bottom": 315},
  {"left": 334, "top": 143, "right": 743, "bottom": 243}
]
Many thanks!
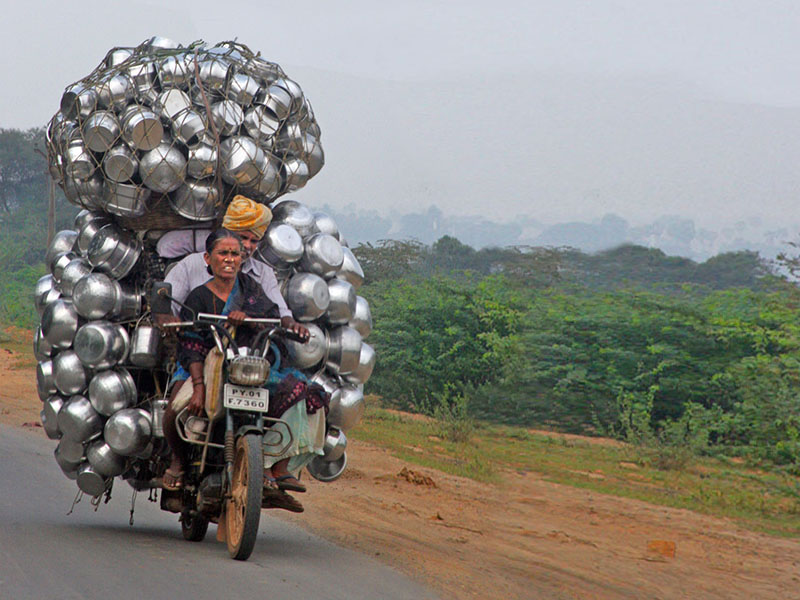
[{"left": 3, "top": 348, "right": 798, "bottom": 600}]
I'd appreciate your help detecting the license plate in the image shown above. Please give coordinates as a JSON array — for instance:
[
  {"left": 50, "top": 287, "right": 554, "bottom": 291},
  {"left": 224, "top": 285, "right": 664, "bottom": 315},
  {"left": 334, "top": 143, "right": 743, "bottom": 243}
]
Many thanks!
[{"left": 223, "top": 384, "right": 269, "bottom": 412}]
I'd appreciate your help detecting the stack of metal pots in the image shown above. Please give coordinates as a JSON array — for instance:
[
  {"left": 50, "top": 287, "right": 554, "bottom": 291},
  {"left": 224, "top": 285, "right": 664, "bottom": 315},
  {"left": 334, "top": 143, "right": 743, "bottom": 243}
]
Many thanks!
[
  {"left": 46, "top": 37, "right": 323, "bottom": 221},
  {"left": 35, "top": 211, "right": 163, "bottom": 497},
  {"left": 257, "top": 199, "right": 375, "bottom": 482}
]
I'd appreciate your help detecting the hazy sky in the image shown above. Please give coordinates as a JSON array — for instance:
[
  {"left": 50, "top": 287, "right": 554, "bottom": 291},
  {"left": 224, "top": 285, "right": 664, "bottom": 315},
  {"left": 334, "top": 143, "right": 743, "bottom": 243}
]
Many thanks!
[{"left": 2, "top": 1, "right": 799, "bottom": 228}]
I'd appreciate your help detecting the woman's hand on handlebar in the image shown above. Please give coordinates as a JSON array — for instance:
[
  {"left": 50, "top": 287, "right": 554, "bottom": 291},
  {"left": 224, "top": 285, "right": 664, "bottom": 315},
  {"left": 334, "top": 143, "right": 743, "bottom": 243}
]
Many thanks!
[
  {"left": 227, "top": 310, "right": 247, "bottom": 327},
  {"left": 281, "top": 316, "right": 310, "bottom": 342}
]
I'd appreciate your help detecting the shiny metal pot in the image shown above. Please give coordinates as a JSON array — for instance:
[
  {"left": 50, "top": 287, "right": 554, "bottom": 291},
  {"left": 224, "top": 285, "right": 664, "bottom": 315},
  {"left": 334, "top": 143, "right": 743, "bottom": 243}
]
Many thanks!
[
  {"left": 53, "top": 351, "right": 89, "bottom": 396},
  {"left": 313, "top": 212, "right": 339, "bottom": 240},
  {"left": 337, "top": 247, "right": 365, "bottom": 290},
  {"left": 169, "top": 179, "right": 220, "bottom": 221},
  {"left": 272, "top": 200, "right": 316, "bottom": 237},
  {"left": 34, "top": 327, "right": 54, "bottom": 361},
  {"left": 326, "top": 326, "right": 362, "bottom": 376},
  {"left": 228, "top": 72, "right": 261, "bottom": 105},
  {"left": 87, "top": 440, "right": 128, "bottom": 478},
  {"left": 60, "top": 258, "right": 93, "bottom": 297},
  {"left": 60, "top": 85, "right": 98, "bottom": 122},
  {"left": 34, "top": 274, "right": 60, "bottom": 316},
  {"left": 327, "top": 383, "right": 365, "bottom": 431},
  {"left": 186, "top": 143, "right": 217, "bottom": 179},
  {"left": 301, "top": 234, "right": 344, "bottom": 279},
  {"left": 75, "top": 213, "right": 111, "bottom": 256},
  {"left": 103, "top": 144, "right": 138, "bottom": 183},
  {"left": 257, "top": 223, "right": 303, "bottom": 269},
  {"left": 322, "top": 428, "right": 347, "bottom": 462},
  {"left": 129, "top": 324, "right": 161, "bottom": 367},
  {"left": 103, "top": 181, "right": 151, "bottom": 217},
  {"left": 76, "top": 463, "right": 111, "bottom": 497},
  {"left": 54, "top": 440, "right": 83, "bottom": 479},
  {"left": 45, "top": 230, "right": 78, "bottom": 270},
  {"left": 254, "top": 84, "right": 292, "bottom": 122},
  {"left": 96, "top": 73, "right": 133, "bottom": 112},
  {"left": 306, "top": 452, "right": 347, "bottom": 482},
  {"left": 88, "top": 368, "right": 136, "bottom": 416},
  {"left": 285, "top": 273, "right": 330, "bottom": 322},
  {"left": 104, "top": 408, "right": 152, "bottom": 456},
  {"left": 345, "top": 342, "right": 376, "bottom": 385},
  {"left": 72, "top": 273, "right": 118, "bottom": 319},
  {"left": 121, "top": 106, "right": 163, "bottom": 151},
  {"left": 140, "top": 142, "right": 186, "bottom": 194},
  {"left": 41, "top": 395, "right": 65, "bottom": 439},
  {"left": 41, "top": 299, "right": 80, "bottom": 350},
  {"left": 285, "top": 322, "right": 327, "bottom": 369},
  {"left": 243, "top": 105, "right": 280, "bottom": 141},
  {"left": 172, "top": 108, "right": 208, "bottom": 146},
  {"left": 51, "top": 251, "right": 76, "bottom": 283},
  {"left": 56, "top": 436, "right": 85, "bottom": 463},
  {"left": 281, "top": 157, "right": 309, "bottom": 193},
  {"left": 154, "top": 88, "right": 192, "bottom": 119},
  {"left": 87, "top": 224, "right": 142, "bottom": 279},
  {"left": 349, "top": 296, "right": 373, "bottom": 338},
  {"left": 246, "top": 154, "right": 281, "bottom": 200},
  {"left": 58, "top": 395, "right": 103, "bottom": 443},
  {"left": 64, "top": 142, "right": 98, "bottom": 181},
  {"left": 210, "top": 100, "right": 244, "bottom": 137},
  {"left": 326, "top": 279, "right": 357, "bottom": 325},
  {"left": 81, "top": 110, "right": 120, "bottom": 152},
  {"left": 310, "top": 372, "right": 343, "bottom": 409},
  {"left": 36, "top": 360, "right": 57, "bottom": 400},
  {"left": 74, "top": 321, "right": 129, "bottom": 370},
  {"left": 157, "top": 54, "right": 192, "bottom": 89},
  {"left": 220, "top": 135, "right": 265, "bottom": 187}
]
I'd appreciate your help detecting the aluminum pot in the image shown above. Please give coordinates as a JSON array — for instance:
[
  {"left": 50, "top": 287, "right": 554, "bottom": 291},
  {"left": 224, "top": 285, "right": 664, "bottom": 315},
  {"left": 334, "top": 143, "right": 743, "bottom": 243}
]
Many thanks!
[
  {"left": 277, "top": 77, "right": 305, "bottom": 114},
  {"left": 41, "top": 395, "right": 65, "bottom": 439},
  {"left": 86, "top": 440, "right": 128, "bottom": 478},
  {"left": 186, "top": 143, "right": 217, "bottom": 179},
  {"left": 306, "top": 452, "right": 347, "bottom": 482},
  {"left": 45, "top": 230, "right": 78, "bottom": 271},
  {"left": 169, "top": 179, "right": 220, "bottom": 221},
  {"left": 254, "top": 84, "right": 292, "bottom": 122},
  {"left": 36, "top": 360, "right": 57, "bottom": 400},
  {"left": 75, "top": 213, "right": 112, "bottom": 256},
  {"left": 63, "top": 173, "right": 104, "bottom": 210},
  {"left": 129, "top": 324, "right": 161, "bottom": 367},
  {"left": 87, "top": 224, "right": 142, "bottom": 279},
  {"left": 140, "top": 142, "right": 186, "bottom": 194},
  {"left": 72, "top": 273, "right": 118, "bottom": 319},
  {"left": 114, "top": 286, "right": 143, "bottom": 321},
  {"left": 228, "top": 72, "right": 261, "bottom": 105},
  {"left": 58, "top": 395, "right": 103, "bottom": 443},
  {"left": 243, "top": 105, "right": 280, "bottom": 141},
  {"left": 327, "top": 383, "right": 365, "bottom": 431},
  {"left": 104, "top": 408, "right": 152, "bottom": 456},
  {"left": 56, "top": 436, "right": 85, "bottom": 463},
  {"left": 34, "top": 326, "right": 54, "bottom": 361},
  {"left": 349, "top": 296, "right": 373, "bottom": 338},
  {"left": 76, "top": 463, "right": 111, "bottom": 497},
  {"left": 256, "top": 223, "right": 303, "bottom": 269},
  {"left": 172, "top": 108, "right": 208, "bottom": 146},
  {"left": 54, "top": 440, "right": 83, "bottom": 479},
  {"left": 326, "top": 279, "right": 357, "bottom": 325},
  {"left": 121, "top": 106, "right": 163, "bottom": 151},
  {"left": 285, "top": 273, "right": 330, "bottom": 322},
  {"left": 53, "top": 351, "right": 89, "bottom": 396},
  {"left": 157, "top": 54, "right": 192, "bottom": 89},
  {"left": 281, "top": 158, "right": 309, "bottom": 193},
  {"left": 154, "top": 88, "right": 192, "bottom": 120},
  {"left": 326, "top": 326, "right": 362, "bottom": 376},
  {"left": 310, "top": 372, "right": 343, "bottom": 409},
  {"left": 338, "top": 247, "right": 365, "bottom": 290},
  {"left": 198, "top": 56, "right": 231, "bottom": 90},
  {"left": 301, "top": 234, "right": 344, "bottom": 279},
  {"left": 51, "top": 251, "right": 76, "bottom": 283},
  {"left": 276, "top": 121, "right": 305, "bottom": 155},
  {"left": 74, "top": 321, "right": 129, "bottom": 370},
  {"left": 103, "top": 181, "right": 151, "bottom": 217},
  {"left": 210, "top": 100, "right": 244, "bottom": 137},
  {"left": 104, "top": 47, "right": 133, "bottom": 68},
  {"left": 246, "top": 154, "right": 281, "bottom": 200},
  {"left": 60, "top": 85, "right": 98, "bottom": 122},
  {"left": 220, "top": 135, "right": 265, "bottom": 187},
  {"left": 34, "top": 274, "right": 59, "bottom": 316},
  {"left": 102, "top": 144, "right": 138, "bottom": 183},
  {"left": 345, "top": 342, "right": 376, "bottom": 385},
  {"left": 322, "top": 428, "right": 347, "bottom": 462},
  {"left": 272, "top": 200, "right": 316, "bottom": 237},
  {"left": 60, "top": 258, "right": 92, "bottom": 297},
  {"left": 313, "top": 212, "right": 339, "bottom": 240},
  {"left": 96, "top": 73, "right": 133, "bottom": 112},
  {"left": 284, "top": 322, "right": 327, "bottom": 369},
  {"left": 81, "top": 110, "right": 121, "bottom": 152},
  {"left": 88, "top": 368, "right": 137, "bottom": 416},
  {"left": 304, "top": 134, "right": 325, "bottom": 178},
  {"left": 41, "top": 299, "right": 80, "bottom": 350}
]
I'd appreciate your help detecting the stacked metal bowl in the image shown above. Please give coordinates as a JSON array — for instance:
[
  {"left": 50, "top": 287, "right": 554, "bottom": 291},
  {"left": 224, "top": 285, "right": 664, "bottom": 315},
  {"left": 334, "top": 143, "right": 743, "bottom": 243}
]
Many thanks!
[
  {"left": 256, "top": 199, "right": 374, "bottom": 482},
  {"left": 46, "top": 37, "right": 324, "bottom": 222}
]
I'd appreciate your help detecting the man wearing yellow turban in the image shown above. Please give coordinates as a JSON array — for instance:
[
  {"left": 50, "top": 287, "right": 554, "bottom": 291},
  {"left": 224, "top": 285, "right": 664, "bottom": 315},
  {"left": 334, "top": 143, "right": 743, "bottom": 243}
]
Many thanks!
[{"left": 159, "top": 196, "right": 308, "bottom": 337}]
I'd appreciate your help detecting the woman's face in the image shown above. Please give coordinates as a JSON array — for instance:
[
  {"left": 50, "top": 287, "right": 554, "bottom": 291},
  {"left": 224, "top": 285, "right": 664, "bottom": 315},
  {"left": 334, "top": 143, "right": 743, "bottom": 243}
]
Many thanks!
[{"left": 205, "top": 238, "right": 243, "bottom": 281}]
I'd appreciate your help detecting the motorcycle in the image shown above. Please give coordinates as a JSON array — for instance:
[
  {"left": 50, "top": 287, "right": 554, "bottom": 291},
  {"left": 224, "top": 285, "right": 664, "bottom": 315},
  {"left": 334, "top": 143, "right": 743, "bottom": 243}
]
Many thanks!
[{"left": 124, "top": 283, "right": 309, "bottom": 561}]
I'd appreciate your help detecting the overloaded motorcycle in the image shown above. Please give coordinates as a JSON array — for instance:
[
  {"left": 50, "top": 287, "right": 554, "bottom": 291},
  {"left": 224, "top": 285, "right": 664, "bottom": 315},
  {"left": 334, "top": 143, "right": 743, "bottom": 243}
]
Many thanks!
[{"left": 123, "top": 282, "right": 310, "bottom": 560}]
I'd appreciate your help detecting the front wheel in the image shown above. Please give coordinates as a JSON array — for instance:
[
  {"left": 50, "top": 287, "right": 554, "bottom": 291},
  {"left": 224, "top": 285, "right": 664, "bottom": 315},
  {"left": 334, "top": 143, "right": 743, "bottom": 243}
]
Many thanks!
[
  {"left": 225, "top": 434, "right": 263, "bottom": 560},
  {"left": 181, "top": 511, "right": 209, "bottom": 542}
]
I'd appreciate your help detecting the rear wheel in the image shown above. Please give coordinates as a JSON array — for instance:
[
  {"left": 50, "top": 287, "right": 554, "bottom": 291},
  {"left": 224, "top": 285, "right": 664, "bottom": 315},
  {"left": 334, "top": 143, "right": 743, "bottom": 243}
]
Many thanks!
[
  {"left": 225, "top": 434, "right": 263, "bottom": 560},
  {"left": 181, "top": 511, "right": 209, "bottom": 542}
]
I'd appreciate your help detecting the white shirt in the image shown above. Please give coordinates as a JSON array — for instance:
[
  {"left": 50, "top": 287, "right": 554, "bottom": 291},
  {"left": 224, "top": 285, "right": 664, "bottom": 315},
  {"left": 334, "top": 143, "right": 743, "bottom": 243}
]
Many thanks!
[
  {"left": 156, "top": 230, "right": 212, "bottom": 258},
  {"left": 164, "top": 252, "right": 292, "bottom": 319}
]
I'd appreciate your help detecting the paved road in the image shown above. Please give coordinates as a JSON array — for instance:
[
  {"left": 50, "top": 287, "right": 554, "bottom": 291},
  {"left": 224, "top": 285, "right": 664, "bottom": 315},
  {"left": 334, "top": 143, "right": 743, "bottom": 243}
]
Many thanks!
[{"left": 0, "top": 425, "right": 438, "bottom": 600}]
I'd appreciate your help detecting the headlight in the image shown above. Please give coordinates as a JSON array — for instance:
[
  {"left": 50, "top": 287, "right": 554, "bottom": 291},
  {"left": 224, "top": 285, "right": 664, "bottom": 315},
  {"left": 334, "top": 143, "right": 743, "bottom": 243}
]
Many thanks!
[{"left": 228, "top": 356, "right": 270, "bottom": 386}]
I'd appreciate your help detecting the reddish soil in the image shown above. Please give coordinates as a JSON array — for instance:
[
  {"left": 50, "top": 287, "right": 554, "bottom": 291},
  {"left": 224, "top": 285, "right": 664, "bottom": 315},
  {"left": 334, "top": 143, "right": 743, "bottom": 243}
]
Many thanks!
[{"left": 3, "top": 348, "right": 798, "bottom": 600}]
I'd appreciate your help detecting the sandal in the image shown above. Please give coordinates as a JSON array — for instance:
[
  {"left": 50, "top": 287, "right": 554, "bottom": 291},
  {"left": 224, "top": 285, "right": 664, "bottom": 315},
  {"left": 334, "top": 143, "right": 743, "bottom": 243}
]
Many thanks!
[
  {"left": 263, "top": 474, "right": 279, "bottom": 491},
  {"left": 274, "top": 474, "right": 306, "bottom": 493},
  {"left": 162, "top": 468, "right": 184, "bottom": 491},
  {"left": 262, "top": 491, "right": 304, "bottom": 513}
]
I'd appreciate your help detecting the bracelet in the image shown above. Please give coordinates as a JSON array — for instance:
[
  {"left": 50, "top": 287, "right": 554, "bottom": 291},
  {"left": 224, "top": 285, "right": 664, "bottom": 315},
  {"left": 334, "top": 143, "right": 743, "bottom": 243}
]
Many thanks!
[{"left": 192, "top": 381, "right": 204, "bottom": 387}]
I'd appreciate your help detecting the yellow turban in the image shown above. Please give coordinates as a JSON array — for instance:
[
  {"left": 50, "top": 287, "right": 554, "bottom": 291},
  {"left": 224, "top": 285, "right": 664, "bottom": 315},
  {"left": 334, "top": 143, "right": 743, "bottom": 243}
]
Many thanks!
[{"left": 221, "top": 195, "right": 272, "bottom": 239}]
